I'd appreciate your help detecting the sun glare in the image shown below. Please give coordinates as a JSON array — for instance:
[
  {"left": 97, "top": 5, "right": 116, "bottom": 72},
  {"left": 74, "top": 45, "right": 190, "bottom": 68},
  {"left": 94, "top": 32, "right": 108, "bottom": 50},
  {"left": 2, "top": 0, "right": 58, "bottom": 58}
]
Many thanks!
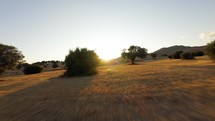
[
  {"left": 97, "top": 51, "right": 116, "bottom": 61},
  {"left": 95, "top": 45, "right": 121, "bottom": 61}
]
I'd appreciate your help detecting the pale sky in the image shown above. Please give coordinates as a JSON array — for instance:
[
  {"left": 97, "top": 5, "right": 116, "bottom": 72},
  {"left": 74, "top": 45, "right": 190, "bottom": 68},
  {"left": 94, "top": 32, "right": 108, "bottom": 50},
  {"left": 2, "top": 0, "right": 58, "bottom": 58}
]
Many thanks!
[{"left": 0, "top": 0, "right": 215, "bottom": 63}]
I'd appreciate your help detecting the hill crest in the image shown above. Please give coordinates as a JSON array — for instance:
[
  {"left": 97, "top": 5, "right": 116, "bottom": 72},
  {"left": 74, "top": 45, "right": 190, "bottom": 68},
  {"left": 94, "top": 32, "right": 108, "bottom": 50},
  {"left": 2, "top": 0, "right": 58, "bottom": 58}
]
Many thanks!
[{"left": 153, "top": 45, "right": 205, "bottom": 56}]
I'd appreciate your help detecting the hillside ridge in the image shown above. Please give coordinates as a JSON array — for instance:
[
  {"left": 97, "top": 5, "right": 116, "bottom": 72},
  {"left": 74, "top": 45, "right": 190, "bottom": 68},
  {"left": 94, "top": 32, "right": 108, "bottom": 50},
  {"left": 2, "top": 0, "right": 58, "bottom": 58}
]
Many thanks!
[{"left": 153, "top": 45, "right": 205, "bottom": 56}]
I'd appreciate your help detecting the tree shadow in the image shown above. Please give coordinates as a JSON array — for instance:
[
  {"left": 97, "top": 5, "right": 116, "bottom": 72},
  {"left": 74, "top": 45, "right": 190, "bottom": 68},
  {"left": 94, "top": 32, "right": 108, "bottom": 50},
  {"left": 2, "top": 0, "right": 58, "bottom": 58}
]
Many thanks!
[{"left": 0, "top": 75, "right": 94, "bottom": 121}]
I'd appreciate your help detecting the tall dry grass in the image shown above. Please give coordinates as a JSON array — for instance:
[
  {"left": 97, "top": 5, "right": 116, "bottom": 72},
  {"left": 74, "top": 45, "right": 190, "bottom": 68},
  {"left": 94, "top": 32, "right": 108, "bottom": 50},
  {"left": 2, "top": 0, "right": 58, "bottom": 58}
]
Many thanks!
[{"left": 0, "top": 56, "right": 214, "bottom": 121}]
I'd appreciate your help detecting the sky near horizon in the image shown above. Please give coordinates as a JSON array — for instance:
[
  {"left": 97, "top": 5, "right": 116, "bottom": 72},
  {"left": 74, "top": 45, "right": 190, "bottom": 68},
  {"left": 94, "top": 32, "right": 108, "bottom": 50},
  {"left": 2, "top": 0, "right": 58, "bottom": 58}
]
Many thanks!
[{"left": 0, "top": 0, "right": 215, "bottom": 63}]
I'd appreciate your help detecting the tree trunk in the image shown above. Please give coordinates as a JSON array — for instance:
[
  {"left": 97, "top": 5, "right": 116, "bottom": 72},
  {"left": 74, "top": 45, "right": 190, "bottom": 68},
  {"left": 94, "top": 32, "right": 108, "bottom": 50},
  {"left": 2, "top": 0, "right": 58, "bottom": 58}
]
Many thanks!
[{"left": 130, "top": 57, "right": 136, "bottom": 64}]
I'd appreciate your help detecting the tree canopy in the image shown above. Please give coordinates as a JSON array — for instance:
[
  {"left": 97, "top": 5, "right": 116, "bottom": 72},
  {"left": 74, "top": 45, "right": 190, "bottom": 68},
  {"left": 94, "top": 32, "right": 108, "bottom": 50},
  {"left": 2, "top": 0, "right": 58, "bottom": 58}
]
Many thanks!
[
  {"left": 121, "top": 45, "right": 147, "bottom": 64},
  {"left": 150, "top": 53, "right": 157, "bottom": 60},
  {"left": 0, "top": 43, "right": 24, "bottom": 73},
  {"left": 205, "top": 40, "right": 215, "bottom": 61},
  {"left": 64, "top": 48, "right": 100, "bottom": 76}
]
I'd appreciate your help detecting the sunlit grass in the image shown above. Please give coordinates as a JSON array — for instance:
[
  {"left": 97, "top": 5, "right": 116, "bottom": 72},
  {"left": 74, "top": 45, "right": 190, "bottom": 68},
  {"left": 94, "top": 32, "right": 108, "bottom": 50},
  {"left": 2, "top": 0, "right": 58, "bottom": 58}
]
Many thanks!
[{"left": 0, "top": 56, "right": 214, "bottom": 121}]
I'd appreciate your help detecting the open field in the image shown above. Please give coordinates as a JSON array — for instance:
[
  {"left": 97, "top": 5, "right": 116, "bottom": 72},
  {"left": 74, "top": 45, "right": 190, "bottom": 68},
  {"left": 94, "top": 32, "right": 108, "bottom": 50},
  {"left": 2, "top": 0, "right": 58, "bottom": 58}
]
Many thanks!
[{"left": 0, "top": 56, "right": 215, "bottom": 121}]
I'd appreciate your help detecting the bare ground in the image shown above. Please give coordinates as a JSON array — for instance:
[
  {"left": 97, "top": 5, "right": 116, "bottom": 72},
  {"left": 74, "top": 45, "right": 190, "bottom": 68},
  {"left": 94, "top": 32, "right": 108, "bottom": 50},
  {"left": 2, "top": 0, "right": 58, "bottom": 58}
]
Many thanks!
[{"left": 0, "top": 56, "right": 214, "bottom": 121}]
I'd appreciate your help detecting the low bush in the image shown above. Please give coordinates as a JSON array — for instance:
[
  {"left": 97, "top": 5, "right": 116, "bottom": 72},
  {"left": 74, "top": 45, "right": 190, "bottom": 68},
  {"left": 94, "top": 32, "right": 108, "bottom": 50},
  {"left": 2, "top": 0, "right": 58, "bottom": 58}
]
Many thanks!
[
  {"left": 172, "top": 51, "right": 183, "bottom": 59},
  {"left": 16, "top": 63, "right": 22, "bottom": 69},
  {"left": 205, "top": 40, "right": 215, "bottom": 61},
  {"left": 23, "top": 65, "right": 43, "bottom": 75},
  {"left": 194, "top": 51, "right": 204, "bottom": 56},
  {"left": 64, "top": 48, "right": 100, "bottom": 76},
  {"left": 168, "top": 55, "right": 172, "bottom": 59},
  {"left": 180, "top": 52, "right": 194, "bottom": 59},
  {"left": 150, "top": 53, "right": 157, "bottom": 60},
  {"left": 0, "top": 67, "right": 4, "bottom": 74},
  {"left": 162, "top": 54, "right": 168, "bottom": 56},
  {"left": 52, "top": 63, "right": 58, "bottom": 68},
  {"left": 191, "top": 51, "right": 204, "bottom": 57}
]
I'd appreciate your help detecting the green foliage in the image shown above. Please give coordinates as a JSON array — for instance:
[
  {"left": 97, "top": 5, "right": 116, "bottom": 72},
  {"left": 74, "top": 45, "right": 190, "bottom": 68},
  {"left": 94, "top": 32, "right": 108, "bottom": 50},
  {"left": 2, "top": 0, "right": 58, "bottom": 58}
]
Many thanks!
[
  {"left": 193, "top": 51, "right": 204, "bottom": 56},
  {"left": 121, "top": 45, "right": 147, "bottom": 64},
  {"left": 172, "top": 51, "right": 183, "bottom": 59},
  {"left": 0, "top": 67, "right": 4, "bottom": 74},
  {"left": 168, "top": 55, "right": 172, "bottom": 59},
  {"left": 16, "top": 63, "right": 22, "bottom": 69},
  {"left": 52, "top": 63, "right": 58, "bottom": 68},
  {"left": 205, "top": 40, "right": 215, "bottom": 61},
  {"left": 32, "top": 60, "right": 63, "bottom": 68},
  {"left": 23, "top": 65, "right": 43, "bottom": 75},
  {"left": 180, "top": 52, "right": 194, "bottom": 59},
  {"left": 16, "top": 63, "right": 30, "bottom": 70},
  {"left": 150, "top": 53, "right": 157, "bottom": 60},
  {"left": 0, "top": 43, "right": 24, "bottom": 73},
  {"left": 162, "top": 54, "right": 168, "bottom": 56},
  {"left": 64, "top": 48, "right": 100, "bottom": 76}
]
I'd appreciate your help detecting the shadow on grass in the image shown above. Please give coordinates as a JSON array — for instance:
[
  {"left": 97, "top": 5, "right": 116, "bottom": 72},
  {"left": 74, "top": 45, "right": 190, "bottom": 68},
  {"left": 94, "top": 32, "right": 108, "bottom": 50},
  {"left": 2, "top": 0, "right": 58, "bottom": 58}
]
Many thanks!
[{"left": 0, "top": 75, "right": 94, "bottom": 121}]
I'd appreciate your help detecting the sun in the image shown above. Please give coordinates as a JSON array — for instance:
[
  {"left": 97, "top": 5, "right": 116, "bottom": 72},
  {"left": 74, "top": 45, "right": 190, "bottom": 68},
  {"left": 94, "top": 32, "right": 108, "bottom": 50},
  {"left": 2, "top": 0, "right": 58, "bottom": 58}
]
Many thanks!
[
  {"left": 96, "top": 48, "right": 119, "bottom": 61},
  {"left": 98, "top": 52, "right": 115, "bottom": 61}
]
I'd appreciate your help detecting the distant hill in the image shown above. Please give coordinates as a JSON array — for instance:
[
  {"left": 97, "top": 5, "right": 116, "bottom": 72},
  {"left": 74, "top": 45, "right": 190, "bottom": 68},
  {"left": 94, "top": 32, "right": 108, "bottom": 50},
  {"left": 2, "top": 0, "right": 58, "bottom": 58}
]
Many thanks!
[{"left": 153, "top": 45, "right": 205, "bottom": 56}]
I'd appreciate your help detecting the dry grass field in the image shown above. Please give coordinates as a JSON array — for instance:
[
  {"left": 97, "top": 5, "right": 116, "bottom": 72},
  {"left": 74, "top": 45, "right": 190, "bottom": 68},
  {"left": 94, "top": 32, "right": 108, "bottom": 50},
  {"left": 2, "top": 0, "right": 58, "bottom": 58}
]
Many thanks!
[{"left": 0, "top": 56, "right": 214, "bottom": 121}]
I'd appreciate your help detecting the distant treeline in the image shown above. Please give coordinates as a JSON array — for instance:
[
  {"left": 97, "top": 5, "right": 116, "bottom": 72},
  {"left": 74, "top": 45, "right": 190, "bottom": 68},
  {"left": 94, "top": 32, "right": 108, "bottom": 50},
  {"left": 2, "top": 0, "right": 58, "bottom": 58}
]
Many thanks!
[
  {"left": 32, "top": 60, "right": 64, "bottom": 68},
  {"left": 168, "top": 51, "right": 204, "bottom": 60},
  {"left": 16, "top": 60, "right": 64, "bottom": 70}
]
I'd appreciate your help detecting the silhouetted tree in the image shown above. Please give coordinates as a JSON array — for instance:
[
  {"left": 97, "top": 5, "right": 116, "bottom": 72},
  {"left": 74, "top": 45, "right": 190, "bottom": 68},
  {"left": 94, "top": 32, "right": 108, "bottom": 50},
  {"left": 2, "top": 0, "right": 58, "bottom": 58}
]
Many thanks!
[
  {"left": 64, "top": 48, "right": 100, "bottom": 76},
  {"left": 172, "top": 51, "right": 183, "bottom": 59},
  {"left": 162, "top": 54, "right": 168, "bottom": 57},
  {"left": 150, "top": 53, "right": 157, "bottom": 60},
  {"left": 168, "top": 55, "right": 173, "bottom": 59},
  {"left": 121, "top": 45, "right": 147, "bottom": 64},
  {"left": 180, "top": 52, "right": 194, "bottom": 59},
  {"left": 52, "top": 63, "right": 58, "bottom": 68},
  {"left": 23, "top": 65, "right": 43, "bottom": 75},
  {"left": 0, "top": 43, "right": 24, "bottom": 73},
  {"left": 16, "top": 63, "right": 22, "bottom": 69},
  {"left": 193, "top": 51, "right": 204, "bottom": 56},
  {"left": 205, "top": 40, "right": 215, "bottom": 61}
]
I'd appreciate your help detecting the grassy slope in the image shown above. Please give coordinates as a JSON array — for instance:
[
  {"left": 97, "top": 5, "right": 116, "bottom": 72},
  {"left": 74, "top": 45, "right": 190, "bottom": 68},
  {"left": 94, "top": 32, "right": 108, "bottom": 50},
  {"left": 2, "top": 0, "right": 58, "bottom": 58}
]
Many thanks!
[{"left": 0, "top": 56, "right": 214, "bottom": 121}]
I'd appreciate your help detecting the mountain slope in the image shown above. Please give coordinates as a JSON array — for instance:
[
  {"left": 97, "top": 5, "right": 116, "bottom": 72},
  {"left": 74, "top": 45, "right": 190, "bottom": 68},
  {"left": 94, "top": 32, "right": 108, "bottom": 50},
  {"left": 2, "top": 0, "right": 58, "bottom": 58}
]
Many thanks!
[{"left": 153, "top": 45, "right": 205, "bottom": 56}]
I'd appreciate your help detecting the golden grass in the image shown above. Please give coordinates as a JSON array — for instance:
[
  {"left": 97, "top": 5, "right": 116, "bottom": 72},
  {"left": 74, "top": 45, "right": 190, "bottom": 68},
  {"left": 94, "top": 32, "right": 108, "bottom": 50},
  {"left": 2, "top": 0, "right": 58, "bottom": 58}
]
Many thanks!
[{"left": 0, "top": 56, "right": 214, "bottom": 121}]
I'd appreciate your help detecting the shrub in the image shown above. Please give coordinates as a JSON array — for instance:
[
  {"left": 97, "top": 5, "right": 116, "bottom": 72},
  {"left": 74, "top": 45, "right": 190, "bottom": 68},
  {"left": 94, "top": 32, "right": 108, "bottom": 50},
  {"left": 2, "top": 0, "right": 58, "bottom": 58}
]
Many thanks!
[
  {"left": 162, "top": 54, "right": 168, "bottom": 56},
  {"left": 16, "top": 63, "right": 30, "bottom": 70},
  {"left": 0, "top": 67, "right": 4, "bottom": 74},
  {"left": 64, "top": 48, "right": 100, "bottom": 76},
  {"left": 172, "top": 51, "right": 183, "bottom": 59},
  {"left": 52, "top": 63, "right": 58, "bottom": 68},
  {"left": 16, "top": 63, "right": 22, "bottom": 69},
  {"left": 194, "top": 51, "right": 204, "bottom": 56},
  {"left": 180, "top": 52, "right": 194, "bottom": 59},
  {"left": 150, "top": 53, "right": 157, "bottom": 60},
  {"left": 23, "top": 65, "right": 43, "bottom": 75},
  {"left": 168, "top": 55, "right": 172, "bottom": 59},
  {"left": 205, "top": 40, "right": 215, "bottom": 61},
  {"left": 191, "top": 51, "right": 204, "bottom": 57}
]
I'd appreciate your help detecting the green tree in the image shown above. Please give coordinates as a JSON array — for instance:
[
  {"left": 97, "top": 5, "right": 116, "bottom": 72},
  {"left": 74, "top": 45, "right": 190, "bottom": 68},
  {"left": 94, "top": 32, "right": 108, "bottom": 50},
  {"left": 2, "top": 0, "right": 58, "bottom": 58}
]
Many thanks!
[
  {"left": 52, "top": 63, "right": 58, "bottom": 68},
  {"left": 16, "top": 63, "right": 23, "bottom": 69},
  {"left": 0, "top": 43, "right": 24, "bottom": 73},
  {"left": 121, "top": 45, "right": 147, "bottom": 64},
  {"left": 193, "top": 51, "right": 204, "bottom": 56},
  {"left": 172, "top": 51, "right": 183, "bottom": 59},
  {"left": 23, "top": 65, "right": 43, "bottom": 75},
  {"left": 205, "top": 40, "right": 215, "bottom": 61},
  {"left": 64, "top": 48, "right": 100, "bottom": 76},
  {"left": 150, "top": 53, "right": 157, "bottom": 60},
  {"left": 180, "top": 52, "right": 194, "bottom": 59},
  {"left": 168, "top": 55, "right": 173, "bottom": 59}
]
